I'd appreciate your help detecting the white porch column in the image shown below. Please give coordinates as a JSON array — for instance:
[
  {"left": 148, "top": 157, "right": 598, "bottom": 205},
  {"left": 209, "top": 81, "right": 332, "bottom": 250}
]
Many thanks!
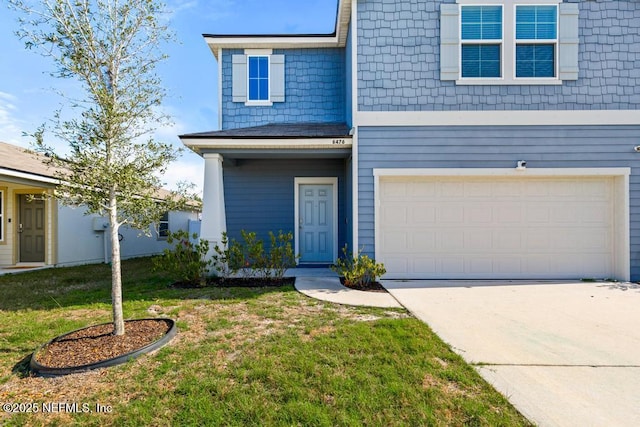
[{"left": 201, "top": 153, "right": 227, "bottom": 258}]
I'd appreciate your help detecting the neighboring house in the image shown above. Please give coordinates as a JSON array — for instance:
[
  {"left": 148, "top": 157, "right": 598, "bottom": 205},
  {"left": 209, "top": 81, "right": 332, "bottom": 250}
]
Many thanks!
[
  {"left": 180, "top": 0, "right": 640, "bottom": 281},
  {"left": 0, "top": 141, "right": 199, "bottom": 268}
]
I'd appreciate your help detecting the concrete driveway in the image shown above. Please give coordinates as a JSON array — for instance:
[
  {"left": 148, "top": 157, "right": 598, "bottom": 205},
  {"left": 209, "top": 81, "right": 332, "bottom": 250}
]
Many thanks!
[{"left": 382, "top": 280, "right": 640, "bottom": 427}]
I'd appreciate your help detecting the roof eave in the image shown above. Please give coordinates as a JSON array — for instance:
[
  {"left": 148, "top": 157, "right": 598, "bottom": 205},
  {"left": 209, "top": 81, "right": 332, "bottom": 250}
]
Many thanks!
[{"left": 180, "top": 137, "right": 352, "bottom": 154}]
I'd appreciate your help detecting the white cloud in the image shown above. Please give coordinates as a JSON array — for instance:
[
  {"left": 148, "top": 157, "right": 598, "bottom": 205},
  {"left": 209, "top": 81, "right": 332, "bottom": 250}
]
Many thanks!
[
  {"left": 0, "top": 91, "right": 29, "bottom": 145},
  {"left": 160, "top": 154, "right": 204, "bottom": 195}
]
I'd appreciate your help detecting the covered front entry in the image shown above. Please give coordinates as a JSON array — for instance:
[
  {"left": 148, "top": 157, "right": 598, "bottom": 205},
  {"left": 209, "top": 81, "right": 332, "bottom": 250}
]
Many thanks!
[
  {"left": 296, "top": 178, "right": 338, "bottom": 263},
  {"left": 375, "top": 169, "right": 630, "bottom": 280},
  {"left": 18, "top": 194, "right": 46, "bottom": 263},
  {"left": 181, "top": 123, "right": 353, "bottom": 265}
]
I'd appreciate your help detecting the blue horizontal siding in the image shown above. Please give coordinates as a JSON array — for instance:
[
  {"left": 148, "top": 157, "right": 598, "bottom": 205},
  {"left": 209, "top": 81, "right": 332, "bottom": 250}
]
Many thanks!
[
  {"left": 223, "top": 159, "right": 348, "bottom": 254},
  {"left": 357, "top": 124, "right": 640, "bottom": 279}
]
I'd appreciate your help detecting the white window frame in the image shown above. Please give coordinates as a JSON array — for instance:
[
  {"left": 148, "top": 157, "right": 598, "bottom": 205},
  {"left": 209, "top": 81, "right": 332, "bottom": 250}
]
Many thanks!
[
  {"left": 460, "top": 4, "right": 504, "bottom": 81},
  {"left": 456, "top": 0, "right": 562, "bottom": 85},
  {"left": 246, "top": 54, "right": 272, "bottom": 106},
  {"left": 513, "top": 3, "right": 558, "bottom": 81}
]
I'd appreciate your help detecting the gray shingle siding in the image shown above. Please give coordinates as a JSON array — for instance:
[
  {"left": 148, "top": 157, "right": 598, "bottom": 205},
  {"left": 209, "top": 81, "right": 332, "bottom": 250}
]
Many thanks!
[
  {"left": 223, "top": 159, "right": 349, "bottom": 251},
  {"left": 357, "top": 125, "right": 640, "bottom": 279},
  {"left": 357, "top": 0, "right": 640, "bottom": 111}
]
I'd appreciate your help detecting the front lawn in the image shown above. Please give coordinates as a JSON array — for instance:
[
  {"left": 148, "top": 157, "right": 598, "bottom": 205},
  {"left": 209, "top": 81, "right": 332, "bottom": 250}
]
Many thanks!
[{"left": 0, "top": 258, "right": 531, "bottom": 426}]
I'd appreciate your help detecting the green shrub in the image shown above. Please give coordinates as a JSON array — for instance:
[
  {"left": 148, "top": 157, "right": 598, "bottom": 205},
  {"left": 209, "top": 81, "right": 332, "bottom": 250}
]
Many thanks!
[
  {"left": 267, "top": 230, "right": 298, "bottom": 279},
  {"left": 153, "top": 230, "right": 213, "bottom": 287},
  {"left": 213, "top": 230, "right": 298, "bottom": 279},
  {"left": 331, "top": 245, "right": 386, "bottom": 289}
]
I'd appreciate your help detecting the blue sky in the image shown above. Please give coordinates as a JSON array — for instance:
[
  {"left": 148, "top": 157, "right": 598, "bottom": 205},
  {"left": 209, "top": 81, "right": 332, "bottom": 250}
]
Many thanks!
[{"left": 0, "top": 0, "right": 339, "bottom": 193}]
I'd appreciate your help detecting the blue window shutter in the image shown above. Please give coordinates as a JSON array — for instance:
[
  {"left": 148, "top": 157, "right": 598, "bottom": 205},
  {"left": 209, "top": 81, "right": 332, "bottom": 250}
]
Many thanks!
[
  {"left": 558, "top": 3, "right": 579, "bottom": 80},
  {"left": 440, "top": 4, "right": 460, "bottom": 81},
  {"left": 232, "top": 54, "right": 247, "bottom": 102},
  {"left": 270, "top": 54, "right": 285, "bottom": 102}
]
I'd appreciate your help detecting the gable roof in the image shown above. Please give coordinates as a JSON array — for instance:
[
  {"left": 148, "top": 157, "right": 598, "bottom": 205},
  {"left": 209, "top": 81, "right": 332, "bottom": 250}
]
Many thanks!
[
  {"left": 203, "top": 0, "right": 351, "bottom": 59},
  {"left": 0, "top": 141, "right": 196, "bottom": 207}
]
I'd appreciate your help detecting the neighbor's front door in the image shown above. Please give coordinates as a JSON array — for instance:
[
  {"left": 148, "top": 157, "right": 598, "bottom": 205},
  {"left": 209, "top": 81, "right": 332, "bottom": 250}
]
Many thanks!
[
  {"left": 19, "top": 195, "right": 45, "bottom": 263},
  {"left": 299, "top": 184, "right": 334, "bottom": 263}
]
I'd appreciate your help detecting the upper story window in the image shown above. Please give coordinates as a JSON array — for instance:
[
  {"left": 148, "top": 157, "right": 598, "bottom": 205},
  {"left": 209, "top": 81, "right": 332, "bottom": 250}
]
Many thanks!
[
  {"left": 515, "top": 5, "right": 557, "bottom": 78},
  {"left": 440, "top": 1, "right": 578, "bottom": 85},
  {"left": 232, "top": 49, "right": 285, "bottom": 105},
  {"left": 248, "top": 56, "right": 270, "bottom": 102},
  {"left": 461, "top": 5, "right": 503, "bottom": 78}
]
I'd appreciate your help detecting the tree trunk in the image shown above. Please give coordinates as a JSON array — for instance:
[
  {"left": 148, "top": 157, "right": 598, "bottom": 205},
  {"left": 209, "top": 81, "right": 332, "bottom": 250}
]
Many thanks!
[{"left": 109, "top": 191, "right": 125, "bottom": 336}]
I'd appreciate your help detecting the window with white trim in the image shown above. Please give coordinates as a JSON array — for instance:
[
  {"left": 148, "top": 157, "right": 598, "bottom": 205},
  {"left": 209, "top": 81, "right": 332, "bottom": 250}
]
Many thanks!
[
  {"left": 515, "top": 5, "right": 557, "bottom": 78},
  {"left": 461, "top": 5, "right": 503, "bottom": 78},
  {"left": 231, "top": 49, "right": 285, "bottom": 105},
  {"left": 248, "top": 55, "right": 270, "bottom": 102},
  {"left": 440, "top": 0, "right": 578, "bottom": 85}
]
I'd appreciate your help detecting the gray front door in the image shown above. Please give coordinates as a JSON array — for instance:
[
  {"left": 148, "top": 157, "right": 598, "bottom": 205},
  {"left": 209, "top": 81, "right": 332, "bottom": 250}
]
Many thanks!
[
  {"left": 299, "top": 184, "right": 334, "bottom": 263},
  {"left": 19, "top": 195, "right": 45, "bottom": 263}
]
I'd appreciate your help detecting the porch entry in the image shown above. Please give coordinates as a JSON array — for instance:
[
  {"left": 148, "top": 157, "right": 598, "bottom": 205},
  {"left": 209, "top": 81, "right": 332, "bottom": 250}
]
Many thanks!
[
  {"left": 19, "top": 195, "right": 45, "bottom": 263},
  {"left": 295, "top": 178, "right": 337, "bottom": 264}
]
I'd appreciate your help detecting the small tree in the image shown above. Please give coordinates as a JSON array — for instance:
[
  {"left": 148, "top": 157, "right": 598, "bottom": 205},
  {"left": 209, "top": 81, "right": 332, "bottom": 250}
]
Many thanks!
[{"left": 10, "top": 0, "right": 189, "bottom": 335}]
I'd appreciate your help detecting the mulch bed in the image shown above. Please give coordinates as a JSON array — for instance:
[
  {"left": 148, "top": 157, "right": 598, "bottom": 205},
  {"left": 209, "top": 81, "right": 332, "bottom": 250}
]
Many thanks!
[
  {"left": 33, "top": 319, "right": 172, "bottom": 369},
  {"left": 171, "top": 277, "right": 296, "bottom": 289},
  {"left": 339, "top": 277, "right": 388, "bottom": 293}
]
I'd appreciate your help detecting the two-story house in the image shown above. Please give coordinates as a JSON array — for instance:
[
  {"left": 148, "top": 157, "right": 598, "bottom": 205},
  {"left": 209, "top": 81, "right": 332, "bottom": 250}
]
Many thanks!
[{"left": 180, "top": 0, "right": 640, "bottom": 281}]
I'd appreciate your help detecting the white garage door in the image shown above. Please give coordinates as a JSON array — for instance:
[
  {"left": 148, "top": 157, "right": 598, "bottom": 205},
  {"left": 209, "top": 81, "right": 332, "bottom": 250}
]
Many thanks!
[{"left": 378, "top": 175, "right": 617, "bottom": 279}]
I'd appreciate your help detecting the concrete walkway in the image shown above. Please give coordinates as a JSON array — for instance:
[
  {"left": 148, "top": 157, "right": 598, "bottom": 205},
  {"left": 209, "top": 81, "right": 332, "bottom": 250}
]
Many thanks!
[
  {"left": 291, "top": 268, "right": 402, "bottom": 308},
  {"left": 382, "top": 279, "right": 640, "bottom": 427}
]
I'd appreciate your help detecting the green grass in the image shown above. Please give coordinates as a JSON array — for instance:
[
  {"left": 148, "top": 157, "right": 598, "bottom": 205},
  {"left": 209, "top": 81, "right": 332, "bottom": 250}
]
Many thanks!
[{"left": 0, "top": 258, "right": 532, "bottom": 426}]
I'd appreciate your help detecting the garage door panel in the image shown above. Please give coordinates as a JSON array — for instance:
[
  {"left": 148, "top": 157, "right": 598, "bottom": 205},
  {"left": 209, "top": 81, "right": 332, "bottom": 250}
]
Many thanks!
[
  {"left": 582, "top": 204, "right": 610, "bottom": 223},
  {"left": 466, "top": 182, "right": 493, "bottom": 197},
  {"left": 441, "top": 182, "right": 464, "bottom": 197},
  {"left": 440, "top": 258, "right": 465, "bottom": 274},
  {"left": 465, "top": 229, "right": 493, "bottom": 251},
  {"left": 381, "top": 205, "right": 407, "bottom": 224},
  {"left": 466, "top": 206, "right": 493, "bottom": 223},
  {"left": 412, "top": 206, "right": 436, "bottom": 224},
  {"left": 439, "top": 229, "right": 464, "bottom": 251},
  {"left": 412, "top": 258, "right": 437, "bottom": 274},
  {"left": 413, "top": 231, "right": 436, "bottom": 251},
  {"left": 381, "top": 231, "right": 408, "bottom": 252},
  {"left": 382, "top": 182, "right": 408, "bottom": 198},
  {"left": 497, "top": 204, "right": 523, "bottom": 223},
  {"left": 493, "top": 181, "right": 521, "bottom": 198},
  {"left": 438, "top": 205, "right": 464, "bottom": 223},
  {"left": 494, "top": 232, "right": 522, "bottom": 251},
  {"left": 378, "top": 176, "right": 616, "bottom": 279},
  {"left": 468, "top": 258, "right": 494, "bottom": 274}
]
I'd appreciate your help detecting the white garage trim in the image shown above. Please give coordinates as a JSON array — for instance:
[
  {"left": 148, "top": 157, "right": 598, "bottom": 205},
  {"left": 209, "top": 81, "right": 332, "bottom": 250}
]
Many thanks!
[{"left": 374, "top": 168, "right": 630, "bottom": 281}]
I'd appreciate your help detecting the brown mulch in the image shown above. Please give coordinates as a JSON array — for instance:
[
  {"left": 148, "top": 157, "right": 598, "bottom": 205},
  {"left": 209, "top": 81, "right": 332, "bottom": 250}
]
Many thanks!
[
  {"left": 339, "top": 277, "right": 388, "bottom": 293},
  {"left": 33, "top": 319, "right": 172, "bottom": 369},
  {"left": 171, "top": 277, "right": 296, "bottom": 289}
]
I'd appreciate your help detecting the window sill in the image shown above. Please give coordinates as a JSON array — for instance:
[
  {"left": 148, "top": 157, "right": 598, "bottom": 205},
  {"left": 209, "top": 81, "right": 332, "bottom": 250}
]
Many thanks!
[
  {"left": 456, "top": 78, "right": 562, "bottom": 86},
  {"left": 245, "top": 100, "right": 273, "bottom": 107}
]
